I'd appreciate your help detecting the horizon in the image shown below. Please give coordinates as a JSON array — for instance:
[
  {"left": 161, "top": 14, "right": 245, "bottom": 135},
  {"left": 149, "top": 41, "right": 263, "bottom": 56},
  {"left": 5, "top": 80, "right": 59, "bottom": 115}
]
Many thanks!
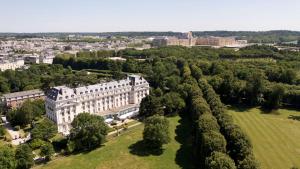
[
  {"left": 1, "top": 0, "right": 300, "bottom": 32},
  {"left": 1, "top": 30, "right": 300, "bottom": 34}
]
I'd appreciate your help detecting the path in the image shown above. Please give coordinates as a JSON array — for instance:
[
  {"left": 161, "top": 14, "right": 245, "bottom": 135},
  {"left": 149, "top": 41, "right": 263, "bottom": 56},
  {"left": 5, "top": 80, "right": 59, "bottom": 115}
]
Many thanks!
[
  {"left": 108, "top": 122, "right": 142, "bottom": 136},
  {"left": 1, "top": 116, "right": 31, "bottom": 145}
]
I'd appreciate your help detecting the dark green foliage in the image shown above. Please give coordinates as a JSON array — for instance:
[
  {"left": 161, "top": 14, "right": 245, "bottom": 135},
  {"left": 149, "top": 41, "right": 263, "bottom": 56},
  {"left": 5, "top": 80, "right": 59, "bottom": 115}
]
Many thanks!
[
  {"left": 197, "top": 113, "right": 220, "bottom": 133},
  {"left": 246, "top": 72, "right": 267, "bottom": 105},
  {"left": 40, "top": 142, "right": 55, "bottom": 161},
  {"left": 191, "top": 97, "right": 211, "bottom": 121},
  {"left": 29, "top": 139, "right": 46, "bottom": 150},
  {"left": 68, "top": 113, "right": 109, "bottom": 151},
  {"left": 205, "top": 152, "right": 237, "bottom": 169},
  {"left": 143, "top": 115, "right": 170, "bottom": 149},
  {"left": 190, "top": 64, "right": 203, "bottom": 80},
  {"left": 139, "top": 95, "right": 163, "bottom": 117},
  {"left": 265, "top": 84, "right": 285, "bottom": 109},
  {"left": 31, "top": 118, "right": 57, "bottom": 141},
  {"left": 200, "top": 131, "right": 227, "bottom": 157},
  {"left": 7, "top": 100, "right": 45, "bottom": 127},
  {"left": 224, "top": 125, "right": 253, "bottom": 161},
  {"left": 237, "top": 154, "right": 260, "bottom": 169},
  {"left": 0, "top": 125, "right": 5, "bottom": 137},
  {"left": 15, "top": 144, "right": 34, "bottom": 169},
  {"left": 198, "top": 79, "right": 259, "bottom": 168},
  {"left": 0, "top": 146, "right": 16, "bottom": 169},
  {"left": 163, "top": 92, "right": 185, "bottom": 115}
]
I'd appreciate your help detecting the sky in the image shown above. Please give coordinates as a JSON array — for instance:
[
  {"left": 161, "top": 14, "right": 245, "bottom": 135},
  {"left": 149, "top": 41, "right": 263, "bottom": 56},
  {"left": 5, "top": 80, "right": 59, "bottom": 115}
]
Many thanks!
[{"left": 0, "top": 0, "right": 300, "bottom": 32}]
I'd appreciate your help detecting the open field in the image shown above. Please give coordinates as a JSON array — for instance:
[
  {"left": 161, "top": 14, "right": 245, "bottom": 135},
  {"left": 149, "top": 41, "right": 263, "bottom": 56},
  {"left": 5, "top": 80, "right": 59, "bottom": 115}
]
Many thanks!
[
  {"left": 228, "top": 107, "right": 300, "bottom": 169},
  {"left": 34, "top": 116, "right": 194, "bottom": 169}
]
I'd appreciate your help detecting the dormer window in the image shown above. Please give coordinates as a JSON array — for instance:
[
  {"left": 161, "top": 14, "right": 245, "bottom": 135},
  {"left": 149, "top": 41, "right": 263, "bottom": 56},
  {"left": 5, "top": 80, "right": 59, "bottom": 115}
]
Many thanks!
[
  {"left": 90, "top": 90, "right": 93, "bottom": 92},
  {"left": 85, "top": 91, "right": 88, "bottom": 94}
]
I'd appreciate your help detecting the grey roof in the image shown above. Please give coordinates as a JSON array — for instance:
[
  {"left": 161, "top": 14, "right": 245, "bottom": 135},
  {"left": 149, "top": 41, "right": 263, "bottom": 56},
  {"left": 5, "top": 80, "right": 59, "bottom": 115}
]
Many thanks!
[{"left": 2, "top": 89, "right": 44, "bottom": 99}]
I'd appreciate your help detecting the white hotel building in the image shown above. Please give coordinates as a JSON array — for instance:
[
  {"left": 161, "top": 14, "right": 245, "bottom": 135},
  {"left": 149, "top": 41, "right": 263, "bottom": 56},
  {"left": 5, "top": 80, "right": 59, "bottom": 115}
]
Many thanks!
[{"left": 45, "top": 75, "right": 149, "bottom": 135}]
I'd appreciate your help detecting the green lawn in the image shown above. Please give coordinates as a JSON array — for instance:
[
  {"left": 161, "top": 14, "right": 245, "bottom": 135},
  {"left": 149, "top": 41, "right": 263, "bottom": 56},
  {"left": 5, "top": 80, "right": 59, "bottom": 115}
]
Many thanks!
[
  {"left": 228, "top": 107, "right": 300, "bottom": 169},
  {"left": 34, "top": 116, "right": 194, "bottom": 169}
]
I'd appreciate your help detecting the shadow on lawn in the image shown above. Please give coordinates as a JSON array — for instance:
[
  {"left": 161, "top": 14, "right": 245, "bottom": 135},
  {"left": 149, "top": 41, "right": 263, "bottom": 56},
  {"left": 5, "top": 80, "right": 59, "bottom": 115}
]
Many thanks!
[
  {"left": 129, "top": 140, "right": 163, "bottom": 156},
  {"left": 175, "top": 115, "right": 196, "bottom": 169},
  {"left": 288, "top": 115, "right": 300, "bottom": 121}
]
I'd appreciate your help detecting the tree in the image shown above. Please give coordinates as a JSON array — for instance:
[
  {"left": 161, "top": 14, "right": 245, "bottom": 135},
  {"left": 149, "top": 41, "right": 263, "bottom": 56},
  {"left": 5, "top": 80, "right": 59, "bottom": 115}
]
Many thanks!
[
  {"left": 201, "top": 131, "right": 226, "bottom": 157},
  {"left": 237, "top": 154, "right": 260, "bottom": 169},
  {"left": 143, "top": 115, "right": 170, "bottom": 149},
  {"left": 139, "top": 95, "right": 163, "bottom": 117},
  {"left": 68, "top": 113, "right": 109, "bottom": 151},
  {"left": 190, "top": 64, "right": 203, "bottom": 80},
  {"left": 0, "top": 146, "right": 16, "bottom": 169},
  {"left": 191, "top": 97, "right": 211, "bottom": 121},
  {"left": 40, "top": 143, "right": 55, "bottom": 161},
  {"left": 281, "top": 69, "right": 297, "bottom": 84},
  {"left": 265, "top": 84, "right": 285, "bottom": 109},
  {"left": 15, "top": 144, "right": 34, "bottom": 169},
  {"left": 205, "top": 152, "right": 236, "bottom": 169},
  {"left": 7, "top": 100, "right": 45, "bottom": 127},
  {"left": 246, "top": 72, "right": 266, "bottom": 105},
  {"left": 31, "top": 119, "right": 57, "bottom": 141},
  {"left": 163, "top": 92, "right": 185, "bottom": 115},
  {"left": 225, "top": 125, "right": 253, "bottom": 161},
  {"left": 0, "top": 126, "right": 5, "bottom": 137},
  {"left": 198, "top": 113, "right": 220, "bottom": 133}
]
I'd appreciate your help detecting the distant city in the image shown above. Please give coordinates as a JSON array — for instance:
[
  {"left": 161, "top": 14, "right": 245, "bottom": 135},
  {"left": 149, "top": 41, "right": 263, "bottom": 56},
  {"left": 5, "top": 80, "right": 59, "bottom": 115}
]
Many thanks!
[{"left": 1, "top": 31, "right": 299, "bottom": 72}]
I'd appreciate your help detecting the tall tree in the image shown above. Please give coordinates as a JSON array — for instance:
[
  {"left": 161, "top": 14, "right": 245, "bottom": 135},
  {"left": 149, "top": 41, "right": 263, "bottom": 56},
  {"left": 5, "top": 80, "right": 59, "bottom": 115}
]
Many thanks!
[
  {"left": 143, "top": 115, "right": 170, "bottom": 149},
  {"left": 139, "top": 95, "right": 163, "bottom": 117},
  {"left": 15, "top": 144, "right": 34, "bottom": 169},
  {"left": 68, "top": 113, "right": 109, "bottom": 151},
  {"left": 40, "top": 143, "right": 55, "bottom": 161},
  {"left": 265, "top": 84, "right": 285, "bottom": 109},
  {"left": 205, "top": 152, "right": 236, "bottom": 169},
  {"left": 31, "top": 118, "right": 57, "bottom": 141},
  {"left": 246, "top": 72, "right": 266, "bottom": 105},
  {"left": 0, "top": 146, "right": 16, "bottom": 169},
  {"left": 163, "top": 92, "right": 186, "bottom": 115}
]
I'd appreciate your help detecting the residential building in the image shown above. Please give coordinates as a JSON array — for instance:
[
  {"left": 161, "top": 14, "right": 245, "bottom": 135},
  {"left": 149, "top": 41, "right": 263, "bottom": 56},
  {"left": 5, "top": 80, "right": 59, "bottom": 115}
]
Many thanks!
[
  {"left": 45, "top": 75, "right": 150, "bottom": 135},
  {"left": 0, "top": 58, "right": 24, "bottom": 71},
  {"left": 0, "top": 89, "right": 45, "bottom": 109}
]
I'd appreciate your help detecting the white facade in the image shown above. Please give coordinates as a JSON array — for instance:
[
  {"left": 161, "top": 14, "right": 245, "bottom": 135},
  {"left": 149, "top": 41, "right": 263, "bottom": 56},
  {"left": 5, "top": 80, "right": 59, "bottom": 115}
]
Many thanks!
[
  {"left": 0, "top": 59, "right": 24, "bottom": 71},
  {"left": 45, "top": 75, "right": 149, "bottom": 135}
]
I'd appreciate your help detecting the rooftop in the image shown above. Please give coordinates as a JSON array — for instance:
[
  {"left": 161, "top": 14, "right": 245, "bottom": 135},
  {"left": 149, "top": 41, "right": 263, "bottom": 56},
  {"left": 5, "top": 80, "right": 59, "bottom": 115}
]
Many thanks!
[{"left": 1, "top": 89, "right": 44, "bottom": 99}]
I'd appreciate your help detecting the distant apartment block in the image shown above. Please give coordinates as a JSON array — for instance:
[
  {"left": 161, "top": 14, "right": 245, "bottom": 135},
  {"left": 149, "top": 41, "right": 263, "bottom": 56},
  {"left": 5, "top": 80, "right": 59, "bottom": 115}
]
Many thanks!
[
  {"left": 0, "top": 58, "right": 24, "bottom": 71},
  {"left": 0, "top": 89, "right": 45, "bottom": 109},
  {"left": 45, "top": 75, "right": 150, "bottom": 135}
]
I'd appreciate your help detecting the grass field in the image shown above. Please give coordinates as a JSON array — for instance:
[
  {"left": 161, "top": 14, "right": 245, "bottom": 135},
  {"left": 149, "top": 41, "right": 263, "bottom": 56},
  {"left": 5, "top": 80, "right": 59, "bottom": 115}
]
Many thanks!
[
  {"left": 34, "top": 116, "right": 195, "bottom": 169},
  {"left": 228, "top": 107, "right": 300, "bottom": 169}
]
